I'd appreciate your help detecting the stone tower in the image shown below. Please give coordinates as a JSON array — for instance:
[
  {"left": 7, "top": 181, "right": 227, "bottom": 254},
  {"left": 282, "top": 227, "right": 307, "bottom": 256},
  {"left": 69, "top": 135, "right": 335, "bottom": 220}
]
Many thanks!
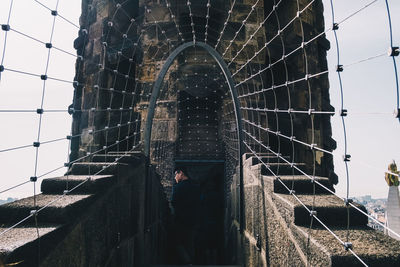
[{"left": 70, "top": 0, "right": 336, "bottom": 189}]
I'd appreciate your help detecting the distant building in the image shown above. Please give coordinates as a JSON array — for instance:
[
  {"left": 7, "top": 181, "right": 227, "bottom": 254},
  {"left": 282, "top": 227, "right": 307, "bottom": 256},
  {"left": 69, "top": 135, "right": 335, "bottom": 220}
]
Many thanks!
[
  {"left": 0, "top": 197, "right": 17, "bottom": 205},
  {"left": 367, "top": 208, "right": 386, "bottom": 232},
  {"left": 353, "top": 195, "right": 386, "bottom": 232},
  {"left": 369, "top": 213, "right": 385, "bottom": 231}
]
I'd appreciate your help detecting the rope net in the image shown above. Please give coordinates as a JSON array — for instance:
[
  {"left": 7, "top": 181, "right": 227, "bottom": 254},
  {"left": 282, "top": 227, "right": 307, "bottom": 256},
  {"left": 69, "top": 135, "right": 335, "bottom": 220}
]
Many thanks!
[{"left": 0, "top": 0, "right": 399, "bottom": 265}]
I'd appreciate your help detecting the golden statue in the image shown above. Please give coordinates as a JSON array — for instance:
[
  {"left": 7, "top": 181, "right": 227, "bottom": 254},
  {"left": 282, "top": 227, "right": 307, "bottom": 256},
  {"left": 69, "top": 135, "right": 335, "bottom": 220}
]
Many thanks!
[{"left": 385, "top": 160, "right": 400, "bottom": 186}]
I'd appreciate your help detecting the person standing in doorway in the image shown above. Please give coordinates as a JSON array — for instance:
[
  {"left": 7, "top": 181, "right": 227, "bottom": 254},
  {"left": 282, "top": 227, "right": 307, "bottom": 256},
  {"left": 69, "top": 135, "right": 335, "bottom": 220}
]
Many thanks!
[{"left": 171, "top": 166, "right": 200, "bottom": 264}]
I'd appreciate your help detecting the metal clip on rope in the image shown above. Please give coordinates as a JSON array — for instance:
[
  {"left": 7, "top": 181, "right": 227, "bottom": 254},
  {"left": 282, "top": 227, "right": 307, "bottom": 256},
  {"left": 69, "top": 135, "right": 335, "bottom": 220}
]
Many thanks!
[
  {"left": 310, "top": 210, "right": 317, "bottom": 217},
  {"left": 343, "top": 242, "right": 353, "bottom": 251},
  {"left": 1, "top": 24, "right": 10, "bottom": 31},
  {"left": 343, "top": 154, "right": 351, "bottom": 162},
  {"left": 388, "top": 46, "right": 399, "bottom": 57}
]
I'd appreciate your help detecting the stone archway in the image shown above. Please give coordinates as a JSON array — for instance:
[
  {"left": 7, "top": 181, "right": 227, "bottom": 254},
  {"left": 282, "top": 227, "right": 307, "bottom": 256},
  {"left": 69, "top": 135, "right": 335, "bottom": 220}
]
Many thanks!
[{"left": 143, "top": 40, "right": 245, "bottom": 231}]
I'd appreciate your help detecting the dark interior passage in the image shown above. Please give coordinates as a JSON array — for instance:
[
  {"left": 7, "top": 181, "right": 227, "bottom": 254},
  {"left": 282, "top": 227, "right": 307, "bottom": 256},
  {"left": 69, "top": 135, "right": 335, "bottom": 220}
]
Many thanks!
[{"left": 167, "top": 161, "right": 225, "bottom": 265}]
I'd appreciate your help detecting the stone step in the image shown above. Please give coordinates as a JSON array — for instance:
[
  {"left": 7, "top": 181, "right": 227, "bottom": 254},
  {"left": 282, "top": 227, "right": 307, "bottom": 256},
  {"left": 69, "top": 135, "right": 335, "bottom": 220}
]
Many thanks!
[
  {"left": 41, "top": 175, "right": 115, "bottom": 194},
  {"left": 244, "top": 152, "right": 276, "bottom": 159},
  {"left": 263, "top": 163, "right": 306, "bottom": 176},
  {"left": 90, "top": 154, "right": 142, "bottom": 164},
  {"left": 0, "top": 225, "right": 64, "bottom": 267},
  {"left": 105, "top": 151, "right": 144, "bottom": 158},
  {"left": 293, "top": 225, "right": 400, "bottom": 266},
  {"left": 248, "top": 155, "right": 291, "bottom": 165},
  {"left": 274, "top": 193, "right": 367, "bottom": 227},
  {"left": 0, "top": 194, "right": 94, "bottom": 224},
  {"left": 66, "top": 162, "right": 129, "bottom": 175},
  {"left": 251, "top": 162, "right": 306, "bottom": 176},
  {"left": 270, "top": 175, "right": 334, "bottom": 194}
]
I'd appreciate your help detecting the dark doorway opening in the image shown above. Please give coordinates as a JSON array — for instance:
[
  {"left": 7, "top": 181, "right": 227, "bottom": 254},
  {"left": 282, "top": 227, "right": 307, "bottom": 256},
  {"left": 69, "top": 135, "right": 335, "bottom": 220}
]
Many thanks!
[{"left": 170, "top": 160, "right": 225, "bottom": 265}]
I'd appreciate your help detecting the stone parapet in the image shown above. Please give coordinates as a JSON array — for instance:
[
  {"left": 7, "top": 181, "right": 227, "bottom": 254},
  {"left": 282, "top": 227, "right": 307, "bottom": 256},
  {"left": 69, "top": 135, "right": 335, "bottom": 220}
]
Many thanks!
[
  {"left": 0, "top": 152, "right": 170, "bottom": 266},
  {"left": 229, "top": 154, "right": 400, "bottom": 266}
]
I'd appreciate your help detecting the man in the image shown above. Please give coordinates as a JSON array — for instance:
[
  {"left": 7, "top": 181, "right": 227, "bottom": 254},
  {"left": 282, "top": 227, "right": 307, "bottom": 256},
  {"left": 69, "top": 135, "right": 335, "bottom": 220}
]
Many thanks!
[{"left": 171, "top": 166, "right": 200, "bottom": 264}]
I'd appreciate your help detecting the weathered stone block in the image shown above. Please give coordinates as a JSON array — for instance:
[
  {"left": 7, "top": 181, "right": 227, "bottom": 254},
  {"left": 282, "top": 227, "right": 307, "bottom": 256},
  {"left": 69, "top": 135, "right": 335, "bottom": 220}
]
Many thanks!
[{"left": 232, "top": 4, "right": 258, "bottom": 24}]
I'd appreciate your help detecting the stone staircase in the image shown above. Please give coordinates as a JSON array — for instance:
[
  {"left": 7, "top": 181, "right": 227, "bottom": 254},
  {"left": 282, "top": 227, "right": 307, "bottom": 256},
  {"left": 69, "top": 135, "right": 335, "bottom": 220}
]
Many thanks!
[
  {"left": 0, "top": 152, "right": 168, "bottom": 267},
  {"left": 241, "top": 153, "right": 400, "bottom": 266},
  {"left": 0, "top": 171, "right": 115, "bottom": 266}
]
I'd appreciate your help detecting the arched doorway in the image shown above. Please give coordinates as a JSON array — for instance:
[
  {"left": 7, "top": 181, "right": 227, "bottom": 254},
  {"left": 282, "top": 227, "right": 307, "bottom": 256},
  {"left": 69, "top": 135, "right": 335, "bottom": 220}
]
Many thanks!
[
  {"left": 143, "top": 41, "right": 245, "bottom": 264},
  {"left": 144, "top": 41, "right": 243, "bottom": 159}
]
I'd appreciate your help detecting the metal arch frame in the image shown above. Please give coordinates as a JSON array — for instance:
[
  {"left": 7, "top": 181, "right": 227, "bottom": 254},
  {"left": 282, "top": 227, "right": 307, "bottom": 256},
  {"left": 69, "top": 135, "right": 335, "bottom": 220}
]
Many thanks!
[
  {"left": 143, "top": 41, "right": 245, "bottom": 230},
  {"left": 144, "top": 41, "right": 244, "bottom": 160}
]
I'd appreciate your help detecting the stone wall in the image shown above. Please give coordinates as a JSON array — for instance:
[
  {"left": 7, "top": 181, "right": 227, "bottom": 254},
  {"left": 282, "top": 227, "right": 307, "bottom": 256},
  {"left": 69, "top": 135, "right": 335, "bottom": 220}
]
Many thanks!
[
  {"left": 261, "top": 0, "right": 337, "bottom": 183},
  {"left": 227, "top": 154, "right": 400, "bottom": 266},
  {"left": 38, "top": 155, "right": 170, "bottom": 267},
  {"left": 70, "top": 0, "right": 141, "bottom": 161}
]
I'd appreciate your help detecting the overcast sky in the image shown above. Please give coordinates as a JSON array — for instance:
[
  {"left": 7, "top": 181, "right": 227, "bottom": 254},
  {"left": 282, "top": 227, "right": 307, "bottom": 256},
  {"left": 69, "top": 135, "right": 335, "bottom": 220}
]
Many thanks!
[
  {"left": 0, "top": 0, "right": 399, "bottom": 199},
  {"left": 322, "top": 0, "right": 400, "bottom": 198},
  {"left": 0, "top": 0, "right": 80, "bottom": 198}
]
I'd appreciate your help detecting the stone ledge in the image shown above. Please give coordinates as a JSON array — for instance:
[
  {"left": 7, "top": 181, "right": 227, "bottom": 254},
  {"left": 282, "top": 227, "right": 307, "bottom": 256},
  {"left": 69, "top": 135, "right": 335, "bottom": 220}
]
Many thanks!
[
  {"left": 250, "top": 162, "right": 306, "bottom": 176},
  {"left": 0, "top": 225, "right": 65, "bottom": 267},
  {"left": 270, "top": 175, "right": 334, "bottom": 194},
  {"left": 274, "top": 193, "right": 367, "bottom": 227},
  {"left": 0, "top": 225, "right": 59, "bottom": 254},
  {"left": 293, "top": 225, "right": 400, "bottom": 267},
  {"left": 244, "top": 152, "right": 276, "bottom": 159},
  {"left": 0, "top": 194, "right": 94, "bottom": 224},
  {"left": 41, "top": 175, "right": 115, "bottom": 194},
  {"left": 248, "top": 155, "right": 291, "bottom": 165},
  {"left": 244, "top": 157, "right": 400, "bottom": 266},
  {"left": 66, "top": 162, "right": 129, "bottom": 175},
  {"left": 90, "top": 154, "right": 143, "bottom": 164}
]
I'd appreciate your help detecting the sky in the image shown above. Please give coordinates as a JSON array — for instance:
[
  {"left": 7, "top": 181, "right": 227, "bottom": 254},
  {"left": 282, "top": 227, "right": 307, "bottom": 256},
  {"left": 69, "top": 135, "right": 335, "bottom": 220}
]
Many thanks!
[
  {"left": 0, "top": 0, "right": 399, "bottom": 199},
  {"left": 0, "top": 0, "right": 80, "bottom": 198},
  {"left": 322, "top": 0, "right": 400, "bottom": 198}
]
